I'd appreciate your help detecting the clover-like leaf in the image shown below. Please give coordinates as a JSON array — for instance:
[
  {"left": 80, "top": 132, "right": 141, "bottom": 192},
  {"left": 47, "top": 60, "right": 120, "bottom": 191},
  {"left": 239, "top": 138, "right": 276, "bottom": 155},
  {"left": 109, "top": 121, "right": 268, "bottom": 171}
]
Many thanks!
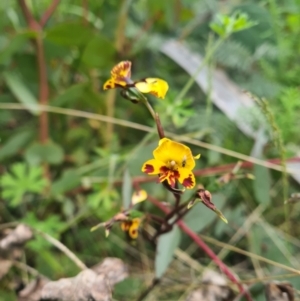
[{"left": 210, "top": 12, "right": 257, "bottom": 38}]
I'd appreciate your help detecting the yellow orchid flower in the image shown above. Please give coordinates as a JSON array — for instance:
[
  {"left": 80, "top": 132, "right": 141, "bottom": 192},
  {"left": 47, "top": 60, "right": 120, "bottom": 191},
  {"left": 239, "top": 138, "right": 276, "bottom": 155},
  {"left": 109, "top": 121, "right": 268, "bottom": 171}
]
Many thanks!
[
  {"left": 120, "top": 217, "right": 141, "bottom": 239},
  {"left": 103, "top": 61, "right": 169, "bottom": 99},
  {"left": 142, "top": 138, "right": 200, "bottom": 189}
]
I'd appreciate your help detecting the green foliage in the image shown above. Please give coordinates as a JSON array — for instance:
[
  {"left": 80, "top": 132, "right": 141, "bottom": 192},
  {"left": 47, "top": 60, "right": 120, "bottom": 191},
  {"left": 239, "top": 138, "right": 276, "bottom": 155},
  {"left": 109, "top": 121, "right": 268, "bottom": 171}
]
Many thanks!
[
  {"left": 1, "top": 0, "right": 300, "bottom": 299},
  {"left": 2, "top": 163, "right": 48, "bottom": 206},
  {"left": 45, "top": 22, "right": 94, "bottom": 47},
  {"left": 50, "top": 168, "right": 81, "bottom": 196},
  {"left": 155, "top": 90, "right": 194, "bottom": 128},
  {"left": 113, "top": 277, "right": 144, "bottom": 299},
  {"left": 25, "top": 141, "right": 65, "bottom": 165},
  {"left": 253, "top": 165, "right": 271, "bottom": 206},
  {"left": 23, "top": 212, "right": 66, "bottom": 252},
  {"left": 3, "top": 71, "right": 38, "bottom": 113},
  {"left": 155, "top": 225, "right": 181, "bottom": 278},
  {"left": 0, "top": 131, "right": 33, "bottom": 161},
  {"left": 210, "top": 11, "right": 257, "bottom": 38},
  {"left": 122, "top": 169, "right": 132, "bottom": 210}
]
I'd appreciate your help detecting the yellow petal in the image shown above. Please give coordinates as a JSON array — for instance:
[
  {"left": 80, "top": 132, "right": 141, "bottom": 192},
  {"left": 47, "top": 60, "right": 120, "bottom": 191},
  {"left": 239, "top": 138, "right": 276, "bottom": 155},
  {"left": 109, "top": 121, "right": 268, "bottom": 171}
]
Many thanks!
[
  {"left": 111, "top": 61, "right": 132, "bottom": 80},
  {"left": 103, "top": 79, "right": 116, "bottom": 90},
  {"left": 103, "top": 78, "right": 127, "bottom": 90},
  {"left": 178, "top": 168, "right": 196, "bottom": 189},
  {"left": 129, "top": 227, "right": 139, "bottom": 239},
  {"left": 134, "top": 78, "right": 169, "bottom": 99},
  {"left": 131, "top": 218, "right": 141, "bottom": 227},
  {"left": 120, "top": 221, "right": 131, "bottom": 231},
  {"left": 132, "top": 190, "right": 148, "bottom": 205},
  {"left": 154, "top": 138, "right": 196, "bottom": 170},
  {"left": 142, "top": 159, "right": 164, "bottom": 175},
  {"left": 128, "top": 219, "right": 140, "bottom": 239}
]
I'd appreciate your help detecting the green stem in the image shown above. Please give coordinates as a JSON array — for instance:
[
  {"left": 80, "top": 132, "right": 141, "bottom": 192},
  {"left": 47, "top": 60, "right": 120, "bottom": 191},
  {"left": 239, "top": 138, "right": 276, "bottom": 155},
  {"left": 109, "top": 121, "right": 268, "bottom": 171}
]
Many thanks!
[{"left": 174, "top": 37, "right": 224, "bottom": 104}]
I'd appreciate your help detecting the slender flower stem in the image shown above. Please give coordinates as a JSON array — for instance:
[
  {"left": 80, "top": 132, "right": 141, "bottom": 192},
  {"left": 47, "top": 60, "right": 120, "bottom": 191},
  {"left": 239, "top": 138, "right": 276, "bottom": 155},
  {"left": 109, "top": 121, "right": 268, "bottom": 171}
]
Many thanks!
[
  {"left": 148, "top": 195, "right": 253, "bottom": 301},
  {"left": 141, "top": 96, "right": 157, "bottom": 121}
]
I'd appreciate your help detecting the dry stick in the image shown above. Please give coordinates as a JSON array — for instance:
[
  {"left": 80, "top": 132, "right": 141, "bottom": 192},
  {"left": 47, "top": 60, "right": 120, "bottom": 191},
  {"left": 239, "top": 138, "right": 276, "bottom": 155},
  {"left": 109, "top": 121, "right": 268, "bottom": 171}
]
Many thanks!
[
  {"left": 200, "top": 234, "right": 300, "bottom": 275},
  {"left": 148, "top": 195, "right": 253, "bottom": 301},
  {"left": 242, "top": 273, "right": 299, "bottom": 285},
  {"left": 35, "top": 230, "right": 87, "bottom": 270},
  {"left": 1, "top": 103, "right": 300, "bottom": 175}
]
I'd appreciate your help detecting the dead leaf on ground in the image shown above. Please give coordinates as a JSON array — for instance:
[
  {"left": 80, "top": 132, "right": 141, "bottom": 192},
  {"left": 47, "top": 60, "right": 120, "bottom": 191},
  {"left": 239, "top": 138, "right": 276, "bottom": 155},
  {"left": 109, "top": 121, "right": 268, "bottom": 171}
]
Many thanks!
[
  {"left": 186, "top": 270, "right": 235, "bottom": 301},
  {"left": 0, "top": 259, "right": 12, "bottom": 280},
  {"left": 37, "top": 257, "right": 128, "bottom": 301},
  {"left": 92, "top": 257, "right": 128, "bottom": 286},
  {"left": 18, "top": 278, "right": 49, "bottom": 301},
  {"left": 265, "top": 282, "right": 294, "bottom": 301},
  {"left": 0, "top": 224, "right": 33, "bottom": 252},
  {"left": 41, "top": 269, "right": 111, "bottom": 301}
]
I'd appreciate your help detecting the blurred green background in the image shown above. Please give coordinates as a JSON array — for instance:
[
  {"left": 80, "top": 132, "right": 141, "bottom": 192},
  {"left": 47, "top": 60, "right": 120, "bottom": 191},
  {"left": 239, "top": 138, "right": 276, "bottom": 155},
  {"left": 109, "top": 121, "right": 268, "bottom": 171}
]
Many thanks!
[{"left": 1, "top": 0, "right": 300, "bottom": 300}]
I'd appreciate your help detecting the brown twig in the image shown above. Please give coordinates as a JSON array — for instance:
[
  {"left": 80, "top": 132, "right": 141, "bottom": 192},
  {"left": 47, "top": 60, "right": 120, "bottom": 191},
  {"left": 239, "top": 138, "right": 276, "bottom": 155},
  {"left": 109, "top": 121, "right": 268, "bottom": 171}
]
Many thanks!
[
  {"left": 82, "top": 0, "right": 89, "bottom": 26},
  {"left": 40, "top": 0, "right": 61, "bottom": 27},
  {"left": 35, "top": 35, "right": 49, "bottom": 144},
  {"left": 18, "top": 0, "right": 37, "bottom": 27},
  {"left": 18, "top": 0, "right": 61, "bottom": 179},
  {"left": 35, "top": 230, "right": 87, "bottom": 270}
]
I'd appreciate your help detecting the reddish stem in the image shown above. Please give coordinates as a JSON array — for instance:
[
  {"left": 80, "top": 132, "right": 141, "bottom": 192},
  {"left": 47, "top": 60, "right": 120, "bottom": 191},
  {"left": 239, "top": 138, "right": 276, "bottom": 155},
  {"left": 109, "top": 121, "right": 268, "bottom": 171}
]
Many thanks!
[
  {"left": 40, "top": 0, "right": 61, "bottom": 27},
  {"left": 18, "top": 0, "right": 61, "bottom": 179},
  {"left": 113, "top": 156, "right": 300, "bottom": 186},
  {"left": 20, "top": 0, "right": 63, "bottom": 142},
  {"left": 19, "top": 0, "right": 36, "bottom": 27},
  {"left": 82, "top": 0, "right": 88, "bottom": 26},
  {"left": 35, "top": 35, "right": 49, "bottom": 143},
  {"left": 148, "top": 195, "right": 253, "bottom": 301}
]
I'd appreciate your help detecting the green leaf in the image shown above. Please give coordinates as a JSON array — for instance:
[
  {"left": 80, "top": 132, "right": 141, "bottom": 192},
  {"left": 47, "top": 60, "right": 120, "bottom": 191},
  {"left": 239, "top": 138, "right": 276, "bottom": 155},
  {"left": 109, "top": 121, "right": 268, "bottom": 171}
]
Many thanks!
[
  {"left": 81, "top": 35, "right": 115, "bottom": 68},
  {"left": 253, "top": 165, "right": 271, "bottom": 205},
  {"left": 210, "top": 23, "right": 225, "bottom": 37},
  {"left": 183, "top": 194, "right": 226, "bottom": 233},
  {"left": 46, "top": 22, "right": 94, "bottom": 46},
  {"left": 25, "top": 141, "right": 64, "bottom": 165},
  {"left": 0, "top": 131, "right": 33, "bottom": 161},
  {"left": 2, "top": 163, "right": 47, "bottom": 206},
  {"left": 113, "top": 277, "right": 143, "bottom": 300},
  {"left": 59, "top": 4, "right": 103, "bottom": 30},
  {"left": 0, "top": 33, "right": 29, "bottom": 65},
  {"left": 122, "top": 169, "right": 132, "bottom": 210},
  {"left": 23, "top": 212, "right": 66, "bottom": 252},
  {"left": 50, "top": 169, "right": 81, "bottom": 196},
  {"left": 155, "top": 225, "right": 181, "bottom": 278},
  {"left": 249, "top": 224, "right": 292, "bottom": 267},
  {"left": 128, "top": 210, "right": 144, "bottom": 219},
  {"left": 3, "top": 71, "right": 38, "bottom": 114},
  {"left": 51, "top": 83, "right": 87, "bottom": 107}
]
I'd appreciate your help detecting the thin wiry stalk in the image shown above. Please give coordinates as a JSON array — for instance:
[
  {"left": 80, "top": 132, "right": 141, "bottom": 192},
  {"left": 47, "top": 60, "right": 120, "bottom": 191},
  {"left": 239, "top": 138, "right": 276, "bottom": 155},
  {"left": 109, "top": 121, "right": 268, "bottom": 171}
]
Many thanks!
[{"left": 1, "top": 103, "right": 299, "bottom": 174}]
